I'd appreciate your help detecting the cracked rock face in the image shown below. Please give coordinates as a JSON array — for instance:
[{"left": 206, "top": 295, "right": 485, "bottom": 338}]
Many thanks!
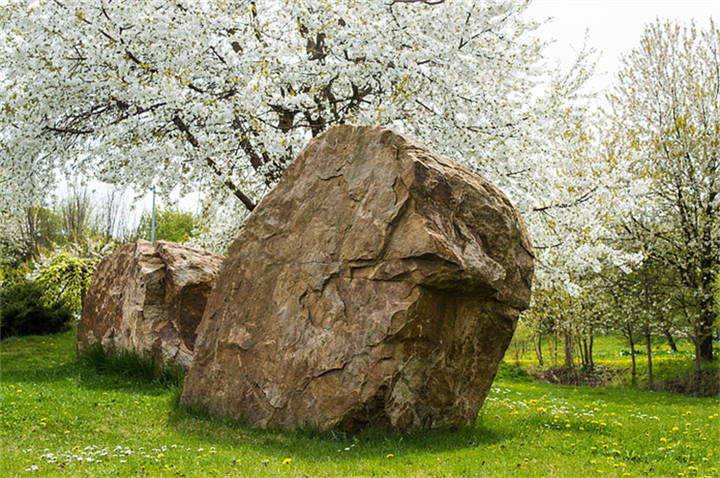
[
  {"left": 77, "top": 240, "right": 225, "bottom": 371},
  {"left": 181, "top": 125, "right": 534, "bottom": 432}
]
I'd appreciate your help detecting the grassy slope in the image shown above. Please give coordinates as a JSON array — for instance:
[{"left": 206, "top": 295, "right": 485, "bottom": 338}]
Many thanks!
[{"left": 1, "top": 329, "right": 718, "bottom": 478}]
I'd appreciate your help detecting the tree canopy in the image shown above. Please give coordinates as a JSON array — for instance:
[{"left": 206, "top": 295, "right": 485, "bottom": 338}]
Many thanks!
[{"left": 1, "top": 0, "right": 630, "bottom": 285}]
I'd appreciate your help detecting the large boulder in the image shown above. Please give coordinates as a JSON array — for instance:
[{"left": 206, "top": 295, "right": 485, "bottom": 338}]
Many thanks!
[
  {"left": 77, "top": 240, "right": 224, "bottom": 370},
  {"left": 181, "top": 125, "right": 534, "bottom": 432}
]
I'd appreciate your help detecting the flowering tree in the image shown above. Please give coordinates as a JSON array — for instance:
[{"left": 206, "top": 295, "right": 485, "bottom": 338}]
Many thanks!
[
  {"left": 1, "top": 0, "right": 635, "bottom": 285},
  {"left": 606, "top": 19, "right": 719, "bottom": 362}
]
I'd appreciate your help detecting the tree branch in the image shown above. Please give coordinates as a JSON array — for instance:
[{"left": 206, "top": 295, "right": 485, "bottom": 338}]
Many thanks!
[
  {"left": 533, "top": 187, "right": 598, "bottom": 213},
  {"left": 173, "top": 115, "right": 257, "bottom": 211}
]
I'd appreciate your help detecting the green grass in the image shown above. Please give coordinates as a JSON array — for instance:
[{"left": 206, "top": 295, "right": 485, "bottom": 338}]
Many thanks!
[{"left": 1, "top": 329, "right": 719, "bottom": 477}]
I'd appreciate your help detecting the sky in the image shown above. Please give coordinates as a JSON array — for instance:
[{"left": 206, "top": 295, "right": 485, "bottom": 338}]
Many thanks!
[{"left": 525, "top": 0, "right": 719, "bottom": 95}]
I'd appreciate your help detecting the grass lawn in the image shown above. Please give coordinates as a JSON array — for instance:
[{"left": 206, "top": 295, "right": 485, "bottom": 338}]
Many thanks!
[{"left": 1, "top": 328, "right": 718, "bottom": 477}]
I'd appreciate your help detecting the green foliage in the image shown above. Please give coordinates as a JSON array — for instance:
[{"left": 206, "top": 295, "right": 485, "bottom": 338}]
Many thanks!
[
  {"left": 135, "top": 206, "right": 203, "bottom": 243},
  {"left": 34, "top": 252, "right": 98, "bottom": 315},
  {"left": 0, "top": 262, "right": 29, "bottom": 289},
  {"left": 495, "top": 360, "right": 534, "bottom": 383},
  {"left": 0, "top": 281, "right": 74, "bottom": 339}
]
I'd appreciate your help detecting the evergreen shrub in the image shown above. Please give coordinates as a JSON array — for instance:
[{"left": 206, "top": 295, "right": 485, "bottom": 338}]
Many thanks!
[{"left": 0, "top": 281, "right": 74, "bottom": 339}]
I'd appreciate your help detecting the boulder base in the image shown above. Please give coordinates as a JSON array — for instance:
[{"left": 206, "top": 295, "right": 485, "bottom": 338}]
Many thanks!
[
  {"left": 77, "top": 240, "right": 224, "bottom": 370},
  {"left": 181, "top": 125, "right": 533, "bottom": 432}
]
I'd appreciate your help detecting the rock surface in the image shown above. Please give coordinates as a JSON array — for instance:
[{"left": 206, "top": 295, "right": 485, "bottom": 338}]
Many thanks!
[
  {"left": 181, "top": 125, "right": 534, "bottom": 432},
  {"left": 77, "top": 240, "right": 224, "bottom": 370}
]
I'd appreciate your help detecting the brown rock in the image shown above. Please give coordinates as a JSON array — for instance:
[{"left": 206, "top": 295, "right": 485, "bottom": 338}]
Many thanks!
[
  {"left": 181, "top": 125, "right": 533, "bottom": 432},
  {"left": 77, "top": 240, "right": 224, "bottom": 370}
]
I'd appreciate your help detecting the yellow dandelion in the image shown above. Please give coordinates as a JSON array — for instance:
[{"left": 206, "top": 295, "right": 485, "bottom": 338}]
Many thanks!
[
  {"left": 386, "top": 454, "right": 394, "bottom": 459},
  {"left": 282, "top": 458, "right": 291, "bottom": 465}
]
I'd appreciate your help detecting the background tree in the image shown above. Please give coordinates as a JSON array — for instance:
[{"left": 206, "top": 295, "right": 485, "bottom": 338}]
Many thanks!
[
  {"left": 132, "top": 205, "right": 204, "bottom": 244},
  {"left": 19, "top": 206, "right": 61, "bottom": 261},
  {"left": 92, "top": 184, "right": 132, "bottom": 242},
  {"left": 58, "top": 187, "right": 92, "bottom": 245},
  {"left": 606, "top": 19, "right": 719, "bottom": 362}
]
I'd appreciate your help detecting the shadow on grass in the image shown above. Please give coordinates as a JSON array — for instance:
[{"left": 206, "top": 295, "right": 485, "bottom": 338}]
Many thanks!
[{"left": 164, "top": 386, "right": 513, "bottom": 462}]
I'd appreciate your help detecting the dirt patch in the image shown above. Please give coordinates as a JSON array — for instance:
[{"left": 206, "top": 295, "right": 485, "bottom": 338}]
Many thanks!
[{"left": 660, "top": 370, "right": 720, "bottom": 398}]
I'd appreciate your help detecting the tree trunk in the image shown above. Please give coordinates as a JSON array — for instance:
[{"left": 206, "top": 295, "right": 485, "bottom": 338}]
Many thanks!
[
  {"left": 588, "top": 334, "right": 594, "bottom": 370},
  {"left": 698, "top": 306, "right": 714, "bottom": 362},
  {"left": 628, "top": 328, "right": 637, "bottom": 382},
  {"left": 663, "top": 327, "right": 678, "bottom": 352},
  {"left": 564, "top": 332, "right": 574, "bottom": 369},
  {"left": 579, "top": 337, "right": 586, "bottom": 367},
  {"left": 535, "top": 332, "right": 544, "bottom": 366},
  {"left": 645, "top": 329, "right": 654, "bottom": 391},
  {"left": 695, "top": 336, "right": 702, "bottom": 374}
]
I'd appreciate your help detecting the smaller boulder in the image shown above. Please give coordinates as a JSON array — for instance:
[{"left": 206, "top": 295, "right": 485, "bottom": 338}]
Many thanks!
[{"left": 77, "top": 240, "right": 224, "bottom": 370}]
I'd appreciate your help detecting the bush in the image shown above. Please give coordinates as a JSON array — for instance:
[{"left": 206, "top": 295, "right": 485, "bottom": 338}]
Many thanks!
[
  {"left": 0, "top": 262, "right": 29, "bottom": 289},
  {"left": 33, "top": 251, "right": 97, "bottom": 315},
  {"left": 0, "top": 281, "right": 74, "bottom": 339},
  {"left": 495, "top": 360, "right": 534, "bottom": 382}
]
